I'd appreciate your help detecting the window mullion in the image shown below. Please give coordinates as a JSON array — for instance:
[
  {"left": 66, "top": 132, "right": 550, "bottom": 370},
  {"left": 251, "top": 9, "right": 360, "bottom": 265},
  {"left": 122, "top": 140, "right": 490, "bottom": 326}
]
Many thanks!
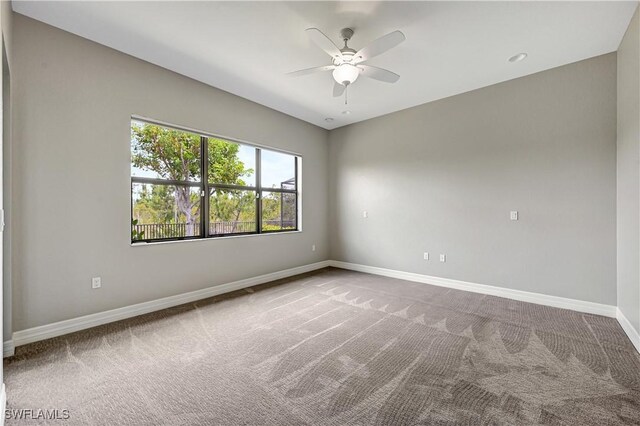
[
  {"left": 256, "top": 148, "right": 262, "bottom": 234},
  {"left": 295, "top": 156, "right": 299, "bottom": 231},
  {"left": 201, "top": 136, "right": 209, "bottom": 238}
]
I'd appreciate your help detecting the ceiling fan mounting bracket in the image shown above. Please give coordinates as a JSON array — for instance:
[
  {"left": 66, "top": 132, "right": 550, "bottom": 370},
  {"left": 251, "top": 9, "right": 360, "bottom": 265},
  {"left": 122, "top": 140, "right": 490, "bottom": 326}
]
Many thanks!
[{"left": 340, "top": 28, "right": 354, "bottom": 42}]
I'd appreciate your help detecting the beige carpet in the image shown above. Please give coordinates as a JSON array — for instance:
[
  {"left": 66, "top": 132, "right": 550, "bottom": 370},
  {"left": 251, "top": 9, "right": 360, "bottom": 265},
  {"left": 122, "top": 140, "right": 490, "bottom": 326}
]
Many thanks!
[{"left": 4, "top": 267, "right": 640, "bottom": 425}]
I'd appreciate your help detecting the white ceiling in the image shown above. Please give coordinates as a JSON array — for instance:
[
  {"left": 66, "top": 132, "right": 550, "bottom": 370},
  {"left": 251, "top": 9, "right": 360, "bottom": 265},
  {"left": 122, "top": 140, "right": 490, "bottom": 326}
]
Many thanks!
[{"left": 13, "top": 1, "right": 638, "bottom": 130}]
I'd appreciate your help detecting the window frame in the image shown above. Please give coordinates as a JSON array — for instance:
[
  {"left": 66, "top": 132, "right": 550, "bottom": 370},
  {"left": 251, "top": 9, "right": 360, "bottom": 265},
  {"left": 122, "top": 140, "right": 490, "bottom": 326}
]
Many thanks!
[{"left": 130, "top": 117, "right": 300, "bottom": 244}]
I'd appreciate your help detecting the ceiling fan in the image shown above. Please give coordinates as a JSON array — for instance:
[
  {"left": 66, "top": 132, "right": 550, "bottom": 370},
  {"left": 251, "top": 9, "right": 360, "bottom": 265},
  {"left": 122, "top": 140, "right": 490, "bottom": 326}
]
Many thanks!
[{"left": 288, "top": 27, "right": 405, "bottom": 103}]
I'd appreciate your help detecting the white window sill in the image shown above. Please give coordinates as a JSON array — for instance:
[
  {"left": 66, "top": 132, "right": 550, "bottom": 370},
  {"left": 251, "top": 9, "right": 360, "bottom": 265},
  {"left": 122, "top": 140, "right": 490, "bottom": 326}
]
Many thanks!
[{"left": 130, "top": 230, "right": 302, "bottom": 247}]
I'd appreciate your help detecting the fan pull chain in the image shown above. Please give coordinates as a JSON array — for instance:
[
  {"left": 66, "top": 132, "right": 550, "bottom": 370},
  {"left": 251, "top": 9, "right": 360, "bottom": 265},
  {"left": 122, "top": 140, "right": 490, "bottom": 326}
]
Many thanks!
[{"left": 345, "top": 84, "right": 348, "bottom": 105}]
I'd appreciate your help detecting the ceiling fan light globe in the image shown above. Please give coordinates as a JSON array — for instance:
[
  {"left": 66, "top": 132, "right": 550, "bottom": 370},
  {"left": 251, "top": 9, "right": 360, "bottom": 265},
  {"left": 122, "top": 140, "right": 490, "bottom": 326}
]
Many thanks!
[{"left": 333, "top": 64, "right": 359, "bottom": 85}]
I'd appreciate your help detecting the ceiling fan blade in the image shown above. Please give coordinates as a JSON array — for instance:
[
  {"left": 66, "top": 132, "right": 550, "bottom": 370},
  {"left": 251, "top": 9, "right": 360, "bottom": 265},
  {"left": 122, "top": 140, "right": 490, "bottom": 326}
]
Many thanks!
[
  {"left": 306, "top": 28, "right": 343, "bottom": 60},
  {"left": 287, "top": 65, "right": 335, "bottom": 77},
  {"left": 333, "top": 82, "right": 346, "bottom": 97},
  {"left": 359, "top": 65, "right": 400, "bottom": 83},
  {"left": 353, "top": 30, "right": 405, "bottom": 64}
]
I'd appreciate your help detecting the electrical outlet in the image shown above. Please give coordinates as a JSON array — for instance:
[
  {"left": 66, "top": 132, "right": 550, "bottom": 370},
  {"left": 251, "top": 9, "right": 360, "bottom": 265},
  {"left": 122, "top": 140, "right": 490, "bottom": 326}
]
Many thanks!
[
  {"left": 92, "top": 277, "right": 101, "bottom": 289},
  {"left": 312, "top": 244, "right": 316, "bottom": 252},
  {"left": 423, "top": 252, "right": 429, "bottom": 260},
  {"left": 510, "top": 211, "right": 518, "bottom": 221},
  {"left": 439, "top": 254, "right": 446, "bottom": 263},
  {"left": 363, "top": 211, "right": 368, "bottom": 218}
]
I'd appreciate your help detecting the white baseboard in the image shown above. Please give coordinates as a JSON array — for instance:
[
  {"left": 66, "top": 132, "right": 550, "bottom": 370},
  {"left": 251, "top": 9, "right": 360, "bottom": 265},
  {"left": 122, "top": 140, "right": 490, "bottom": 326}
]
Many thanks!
[
  {"left": 4, "top": 259, "right": 627, "bottom": 355},
  {"left": 3, "top": 340, "right": 13, "bottom": 358},
  {"left": 617, "top": 308, "right": 640, "bottom": 353},
  {"left": 9, "top": 261, "right": 330, "bottom": 351},
  {"left": 328, "top": 261, "right": 618, "bottom": 318}
]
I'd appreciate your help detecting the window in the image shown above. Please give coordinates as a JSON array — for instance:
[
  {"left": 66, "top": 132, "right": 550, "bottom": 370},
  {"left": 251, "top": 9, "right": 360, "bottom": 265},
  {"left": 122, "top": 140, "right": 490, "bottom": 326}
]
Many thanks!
[{"left": 131, "top": 119, "right": 299, "bottom": 243}]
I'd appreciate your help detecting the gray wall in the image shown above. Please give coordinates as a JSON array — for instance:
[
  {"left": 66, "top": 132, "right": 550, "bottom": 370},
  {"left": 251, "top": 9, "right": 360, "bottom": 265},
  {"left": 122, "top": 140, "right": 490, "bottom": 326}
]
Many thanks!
[
  {"left": 617, "top": 7, "right": 640, "bottom": 334},
  {"left": 8, "top": 11, "right": 628, "bottom": 334},
  {"left": 11, "top": 15, "right": 329, "bottom": 331},
  {"left": 329, "top": 53, "right": 618, "bottom": 305}
]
